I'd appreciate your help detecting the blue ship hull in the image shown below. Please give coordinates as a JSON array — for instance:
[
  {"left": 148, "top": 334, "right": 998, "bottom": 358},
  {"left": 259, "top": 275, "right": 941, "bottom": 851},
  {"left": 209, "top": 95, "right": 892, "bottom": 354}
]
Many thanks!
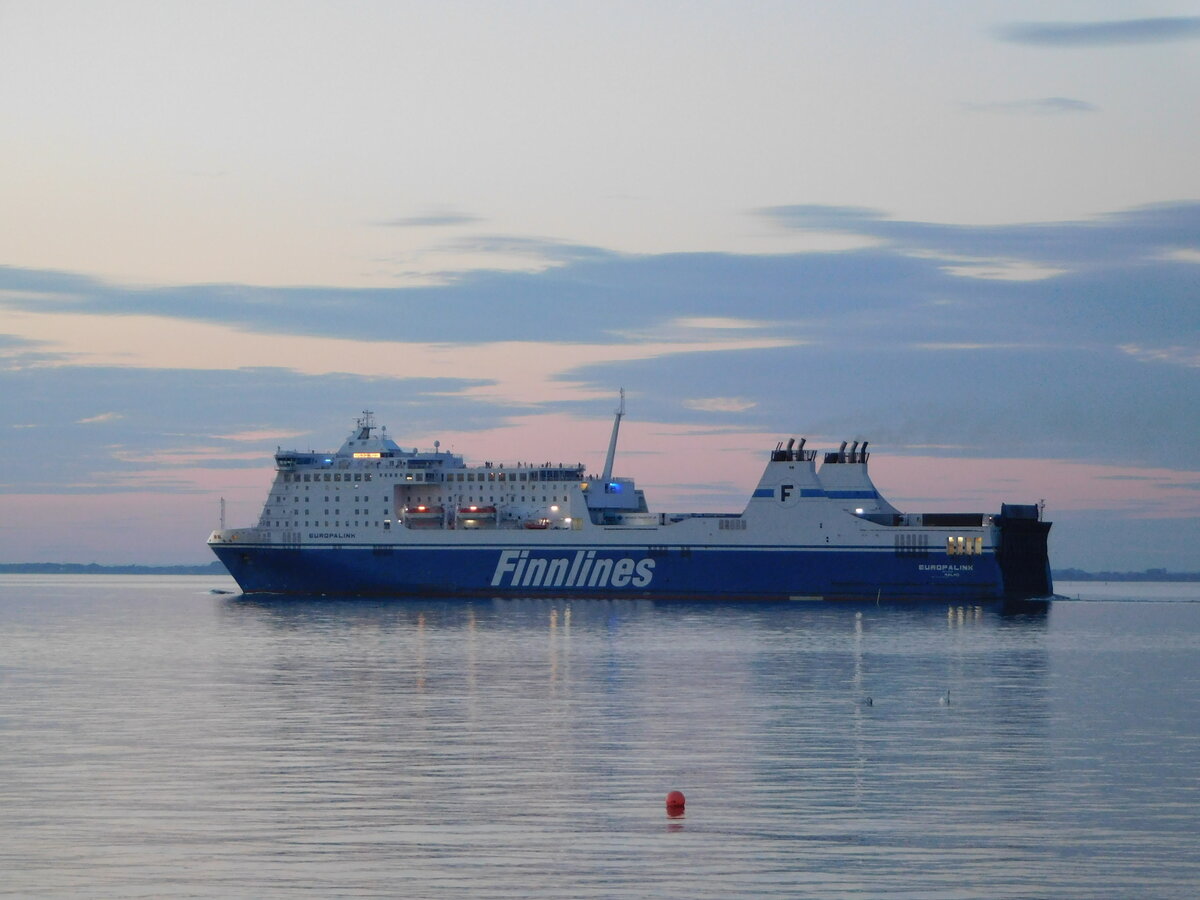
[{"left": 211, "top": 542, "right": 1009, "bottom": 601}]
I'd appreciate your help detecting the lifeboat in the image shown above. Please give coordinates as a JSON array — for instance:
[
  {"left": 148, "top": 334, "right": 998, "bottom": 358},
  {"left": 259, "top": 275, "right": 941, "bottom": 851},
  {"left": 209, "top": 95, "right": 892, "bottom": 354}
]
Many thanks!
[
  {"left": 403, "top": 505, "right": 444, "bottom": 527},
  {"left": 404, "top": 505, "right": 444, "bottom": 516},
  {"left": 523, "top": 517, "right": 550, "bottom": 529},
  {"left": 457, "top": 505, "right": 497, "bottom": 529},
  {"left": 458, "top": 505, "right": 496, "bottom": 517}
]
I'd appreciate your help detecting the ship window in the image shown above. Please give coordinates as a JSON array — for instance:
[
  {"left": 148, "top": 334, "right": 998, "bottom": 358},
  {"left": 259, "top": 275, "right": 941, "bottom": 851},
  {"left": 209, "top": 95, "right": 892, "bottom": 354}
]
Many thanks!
[
  {"left": 947, "top": 537, "right": 956, "bottom": 555},
  {"left": 975, "top": 537, "right": 983, "bottom": 554},
  {"left": 467, "top": 473, "right": 475, "bottom": 481},
  {"left": 324, "top": 474, "right": 331, "bottom": 482},
  {"left": 303, "top": 475, "right": 310, "bottom": 482}
]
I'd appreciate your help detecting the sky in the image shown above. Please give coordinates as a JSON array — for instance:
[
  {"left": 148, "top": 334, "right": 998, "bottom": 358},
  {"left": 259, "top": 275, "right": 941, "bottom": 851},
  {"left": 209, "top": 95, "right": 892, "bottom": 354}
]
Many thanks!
[{"left": 1, "top": 0, "right": 1198, "bottom": 571}]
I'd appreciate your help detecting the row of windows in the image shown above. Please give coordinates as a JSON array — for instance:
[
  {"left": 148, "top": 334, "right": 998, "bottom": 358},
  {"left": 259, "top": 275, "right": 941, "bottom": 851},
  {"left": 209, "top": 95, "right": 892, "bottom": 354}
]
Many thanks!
[
  {"left": 273, "top": 488, "right": 571, "bottom": 506},
  {"left": 283, "top": 469, "right": 582, "bottom": 484},
  {"left": 273, "top": 521, "right": 382, "bottom": 529},
  {"left": 284, "top": 472, "right": 375, "bottom": 483},
  {"left": 399, "top": 495, "right": 569, "bottom": 504},
  {"left": 447, "top": 471, "right": 578, "bottom": 482},
  {"left": 273, "top": 495, "right": 383, "bottom": 505}
]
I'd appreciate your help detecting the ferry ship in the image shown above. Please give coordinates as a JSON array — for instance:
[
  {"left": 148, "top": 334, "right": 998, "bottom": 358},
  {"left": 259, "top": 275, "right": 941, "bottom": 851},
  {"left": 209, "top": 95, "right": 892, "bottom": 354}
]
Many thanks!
[{"left": 208, "top": 400, "right": 1052, "bottom": 601}]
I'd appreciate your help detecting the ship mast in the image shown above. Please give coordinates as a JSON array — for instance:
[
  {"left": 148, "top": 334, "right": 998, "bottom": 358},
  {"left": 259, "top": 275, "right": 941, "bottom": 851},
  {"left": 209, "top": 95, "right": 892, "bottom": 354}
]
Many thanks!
[
  {"left": 600, "top": 388, "right": 625, "bottom": 483},
  {"left": 356, "top": 410, "right": 375, "bottom": 440}
]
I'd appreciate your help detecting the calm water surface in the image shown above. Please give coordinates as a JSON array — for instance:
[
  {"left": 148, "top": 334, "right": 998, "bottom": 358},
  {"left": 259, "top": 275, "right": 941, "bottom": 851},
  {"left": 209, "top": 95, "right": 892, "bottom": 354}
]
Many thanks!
[{"left": 2, "top": 576, "right": 1198, "bottom": 898}]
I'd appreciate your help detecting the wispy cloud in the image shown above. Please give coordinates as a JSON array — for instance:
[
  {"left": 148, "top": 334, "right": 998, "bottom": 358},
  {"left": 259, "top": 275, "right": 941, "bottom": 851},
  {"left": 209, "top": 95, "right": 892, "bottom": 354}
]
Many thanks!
[
  {"left": 683, "top": 397, "right": 758, "bottom": 413},
  {"left": 2, "top": 307, "right": 797, "bottom": 406},
  {"left": 1159, "top": 248, "right": 1200, "bottom": 264},
  {"left": 111, "top": 447, "right": 265, "bottom": 467},
  {"left": 996, "top": 17, "right": 1200, "bottom": 47},
  {"left": 674, "top": 317, "right": 766, "bottom": 330},
  {"left": 757, "top": 201, "right": 1200, "bottom": 270},
  {"left": 214, "top": 429, "right": 309, "bottom": 443},
  {"left": 377, "top": 212, "right": 483, "bottom": 228},
  {"left": 1119, "top": 344, "right": 1200, "bottom": 368},
  {"left": 964, "top": 97, "right": 1097, "bottom": 115},
  {"left": 912, "top": 342, "right": 1043, "bottom": 352},
  {"left": 440, "top": 234, "right": 616, "bottom": 267},
  {"left": 76, "top": 412, "right": 123, "bottom": 424}
]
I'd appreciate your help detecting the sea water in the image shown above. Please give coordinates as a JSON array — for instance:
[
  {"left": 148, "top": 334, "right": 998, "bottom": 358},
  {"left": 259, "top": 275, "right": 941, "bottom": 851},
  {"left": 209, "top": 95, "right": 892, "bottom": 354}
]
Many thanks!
[{"left": 1, "top": 575, "right": 1197, "bottom": 899}]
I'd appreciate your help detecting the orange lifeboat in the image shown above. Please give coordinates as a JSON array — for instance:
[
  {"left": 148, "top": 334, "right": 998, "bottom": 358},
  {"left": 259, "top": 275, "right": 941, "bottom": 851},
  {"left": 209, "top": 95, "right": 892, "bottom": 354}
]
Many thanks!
[
  {"left": 404, "top": 505, "right": 444, "bottom": 516},
  {"left": 458, "top": 505, "right": 497, "bottom": 517},
  {"left": 403, "top": 505, "right": 444, "bottom": 527}
]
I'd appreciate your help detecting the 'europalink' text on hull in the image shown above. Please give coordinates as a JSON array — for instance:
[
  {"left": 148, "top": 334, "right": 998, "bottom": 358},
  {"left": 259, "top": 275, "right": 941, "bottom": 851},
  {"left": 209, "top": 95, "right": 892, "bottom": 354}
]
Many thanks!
[{"left": 208, "top": 399, "right": 1052, "bottom": 601}]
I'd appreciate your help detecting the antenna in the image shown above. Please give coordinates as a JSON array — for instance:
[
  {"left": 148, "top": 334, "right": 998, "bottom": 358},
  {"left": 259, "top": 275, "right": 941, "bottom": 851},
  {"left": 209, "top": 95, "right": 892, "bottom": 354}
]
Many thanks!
[
  {"left": 601, "top": 388, "right": 625, "bottom": 483},
  {"left": 219, "top": 497, "right": 226, "bottom": 530},
  {"left": 356, "top": 410, "right": 375, "bottom": 440}
]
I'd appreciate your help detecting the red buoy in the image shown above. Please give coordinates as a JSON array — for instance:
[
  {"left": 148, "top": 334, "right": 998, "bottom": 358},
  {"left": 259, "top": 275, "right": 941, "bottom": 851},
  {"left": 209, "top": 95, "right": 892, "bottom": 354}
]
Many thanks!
[{"left": 666, "top": 790, "right": 686, "bottom": 817}]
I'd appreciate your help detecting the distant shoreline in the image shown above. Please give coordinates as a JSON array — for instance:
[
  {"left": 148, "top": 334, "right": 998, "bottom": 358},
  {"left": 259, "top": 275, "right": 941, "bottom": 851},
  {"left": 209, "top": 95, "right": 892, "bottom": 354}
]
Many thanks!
[
  {"left": 1053, "top": 569, "right": 1200, "bottom": 583},
  {"left": 0, "top": 561, "right": 1196, "bottom": 581},
  {"left": 0, "top": 562, "right": 228, "bottom": 576}
]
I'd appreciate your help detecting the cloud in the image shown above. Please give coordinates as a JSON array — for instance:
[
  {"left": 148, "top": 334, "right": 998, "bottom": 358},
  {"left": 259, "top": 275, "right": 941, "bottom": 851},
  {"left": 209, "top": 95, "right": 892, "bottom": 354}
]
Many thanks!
[
  {"left": 214, "top": 429, "right": 309, "bottom": 443},
  {"left": 9, "top": 203, "right": 1198, "bottom": 351},
  {"left": 377, "top": 212, "right": 483, "bottom": 228},
  {"left": 912, "top": 343, "right": 1043, "bottom": 352},
  {"left": 2, "top": 200, "right": 1197, "bottom": 492},
  {"left": 1119, "top": 344, "right": 1200, "bottom": 368},
  {"left": 76, "top": 412, "right": 123, "bottom": 424},
  {"left": 438, "top": 234, "right": 617, "bottom": 267},
  {"left": 758, "top": 201, "right": 1200, "bottom": 270},
  {"left": 1159, "top": 248, "right": 1200, "bottom": 264},
  {"left": 964, "top": 97, "right": 1097, "bottom": 115},
  {"left": 683, "top": 397, "right": 758, "bottom": 413},
  {"left": 674, "top": 317, "right": 766, "bottom": 330},
  {"left": 996, "top": 17, "right": 1200, "bottom": 46},
  {"left": 1, "top": 307, "right": 798, "bottom": 406}
]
